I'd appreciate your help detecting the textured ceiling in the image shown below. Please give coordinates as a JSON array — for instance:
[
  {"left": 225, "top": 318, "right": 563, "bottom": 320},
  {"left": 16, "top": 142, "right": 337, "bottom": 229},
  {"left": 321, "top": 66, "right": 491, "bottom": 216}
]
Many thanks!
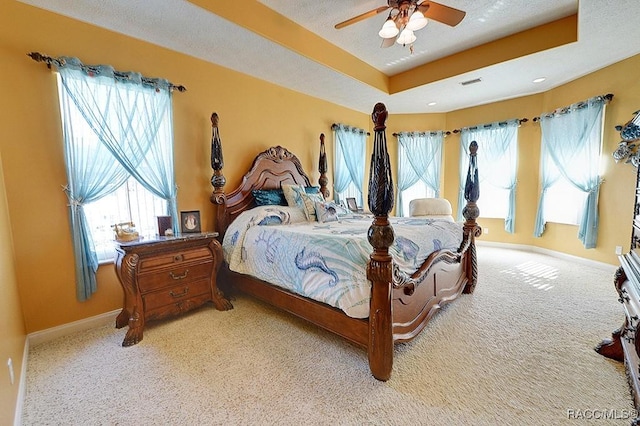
[{"left": 19, "top": 0, "right": 640, "bottom": 113}]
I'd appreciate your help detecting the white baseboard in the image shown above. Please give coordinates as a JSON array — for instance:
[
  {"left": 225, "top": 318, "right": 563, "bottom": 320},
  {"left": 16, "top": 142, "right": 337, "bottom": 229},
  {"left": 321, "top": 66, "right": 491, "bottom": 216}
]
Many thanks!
[
  {"left": 27, "top": 309, "right": 120, "bottom": 347},
  {"left": 14, "top": 309, "right": 120, "bottom": 425},
  {"left": 13, "top": 339, "right": 28, "bottom": 426},
  {"left": 476, "top": 240, "right": 617, "bottom": 272}
]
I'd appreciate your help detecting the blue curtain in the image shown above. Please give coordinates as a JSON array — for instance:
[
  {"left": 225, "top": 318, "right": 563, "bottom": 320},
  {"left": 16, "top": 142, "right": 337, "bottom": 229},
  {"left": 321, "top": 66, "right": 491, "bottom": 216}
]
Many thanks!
[
  {"left": 457, "top": 120, "right": 519, "bottom": 232},
  {"left": 396, "top": 131, "right": 443, "bottom": 216},
  {"left": 56, "top": 57, "right": 178, "bottom": 301},
  {"left": 333, "top": 124, "right": 366, "bottom": 206},
  {"left": 534, "top": 95, "right": 606, "bottom": 248}
]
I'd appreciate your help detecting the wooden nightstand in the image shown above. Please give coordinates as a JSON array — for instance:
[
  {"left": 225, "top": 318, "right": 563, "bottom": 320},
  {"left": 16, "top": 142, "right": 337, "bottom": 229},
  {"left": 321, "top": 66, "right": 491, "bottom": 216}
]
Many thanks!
[{"left": 114, "top": 232, "right": 232, "bottom": 346}]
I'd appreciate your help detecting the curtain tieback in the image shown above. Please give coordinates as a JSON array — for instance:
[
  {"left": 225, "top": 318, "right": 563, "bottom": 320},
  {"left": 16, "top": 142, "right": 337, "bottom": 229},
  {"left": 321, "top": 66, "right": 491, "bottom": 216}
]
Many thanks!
[
  {"left": 588, "top": 178, "right": 605, "bottom": 193},
  {"left": 62, "top": 185, "right": 84, "bottom": 207}
]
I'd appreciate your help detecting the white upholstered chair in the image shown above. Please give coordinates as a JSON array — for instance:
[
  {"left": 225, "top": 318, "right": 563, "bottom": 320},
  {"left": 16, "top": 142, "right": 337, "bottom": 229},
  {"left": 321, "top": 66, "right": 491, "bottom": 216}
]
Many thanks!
[{"left": 408, "top": 198, "right": 453, "bottom": 220}]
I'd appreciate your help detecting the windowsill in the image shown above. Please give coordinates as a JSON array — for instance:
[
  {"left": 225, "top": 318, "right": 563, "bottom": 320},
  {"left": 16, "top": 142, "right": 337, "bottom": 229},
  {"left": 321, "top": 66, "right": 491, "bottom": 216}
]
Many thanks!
[
  {"left": 543, "top": 220, "right": 579, "bottom": 227},
  {"left": 98, "top": 258, "right": 115, "bottom": 266}
]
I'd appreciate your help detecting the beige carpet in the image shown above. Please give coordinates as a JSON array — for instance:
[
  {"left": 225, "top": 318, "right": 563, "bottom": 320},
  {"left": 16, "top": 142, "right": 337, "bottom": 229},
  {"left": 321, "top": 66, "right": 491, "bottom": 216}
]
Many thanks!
[{"left": 22, "top": 246, "right": 634, "bottom": 425}]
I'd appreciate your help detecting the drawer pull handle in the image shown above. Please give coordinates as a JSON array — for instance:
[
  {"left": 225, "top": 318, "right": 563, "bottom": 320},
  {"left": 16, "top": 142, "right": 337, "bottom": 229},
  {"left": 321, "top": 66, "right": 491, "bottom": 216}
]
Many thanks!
[
  {"left": 170, "top": 287, "right": 189, "bottom": 298},
  {"left": 169, "top": 269, "right": 189, "bottom": 280}
]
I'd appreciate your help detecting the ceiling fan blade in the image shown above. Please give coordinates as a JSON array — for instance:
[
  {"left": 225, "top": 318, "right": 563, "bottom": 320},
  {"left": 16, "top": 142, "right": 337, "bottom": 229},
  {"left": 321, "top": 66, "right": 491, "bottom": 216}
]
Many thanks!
[
  {"left": 335, "top": 6, "right": 390, "bottom": 29},
  {"left": 417, "top": 1, "right": 466, "bottom": 27}
]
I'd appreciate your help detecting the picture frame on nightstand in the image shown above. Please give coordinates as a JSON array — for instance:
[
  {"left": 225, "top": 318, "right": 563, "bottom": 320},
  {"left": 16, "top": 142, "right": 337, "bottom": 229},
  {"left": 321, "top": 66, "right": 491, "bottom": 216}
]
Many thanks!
[
  {"left": 346, "top": 197, "right": 358, "bottom": 212},
  {"left": 156, "top": 215, "right": 173, "bottom": 236},
  {"left": 180, "top": 210, "right": 201, "bottom": 233}
]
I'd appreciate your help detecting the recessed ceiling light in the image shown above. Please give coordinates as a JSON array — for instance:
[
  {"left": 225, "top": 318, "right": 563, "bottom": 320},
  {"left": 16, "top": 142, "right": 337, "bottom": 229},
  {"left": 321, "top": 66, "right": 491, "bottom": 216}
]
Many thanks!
[
  {"left": 533, "top": 77, "right": 546, "bottom": 83},
  {"left": 427, "top": 102, "right": 437, "bottom": 106}
]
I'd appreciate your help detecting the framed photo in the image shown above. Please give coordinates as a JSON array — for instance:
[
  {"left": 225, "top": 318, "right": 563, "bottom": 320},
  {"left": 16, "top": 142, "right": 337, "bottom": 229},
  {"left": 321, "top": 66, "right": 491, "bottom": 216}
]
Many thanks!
[
  {"left": 346, "top": 197, "right": 358, "bottom": 212},
  {"left": 180, "top": 210, "right": 201, "bottom": 233},
  {"left": 156, "top": 216, "right": 173, "bottom": 236}
]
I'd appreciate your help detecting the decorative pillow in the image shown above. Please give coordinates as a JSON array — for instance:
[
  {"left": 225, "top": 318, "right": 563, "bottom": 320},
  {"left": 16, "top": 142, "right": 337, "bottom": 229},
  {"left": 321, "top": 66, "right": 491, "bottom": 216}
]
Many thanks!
[
  {"left": 332, "top": 201, "right": 351, "bottom": 217},
  {"left": 282, "top": 184, "right": 324, "bottom": 221},
  {"left": 253, "top": 187, "right": 320, "bottom": 207},
  {"left": 252, "top": 189, "right": 287, "bottom": 206},
  {"left": 314, "top": 201, "right": 339, "bottom": 223},
  {"left": 315, "top": 200, "right": 351, "bottom": 222},
  {"left": 246, "top": 206, "right": 308, "bottom": 226}
]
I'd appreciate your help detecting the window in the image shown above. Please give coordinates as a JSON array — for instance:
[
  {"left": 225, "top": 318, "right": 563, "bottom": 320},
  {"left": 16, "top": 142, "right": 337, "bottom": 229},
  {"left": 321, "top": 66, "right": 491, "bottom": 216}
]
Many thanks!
[
  {"left": 458, "top": 120, "right": 519, "bottom": 232},
  {"left": 333, "top": 124, "right": 366, "bottom": 207},
  {"left": 477, "top": 184, "right": 510, "bottom": 219},
  {"left": 542, "top": 179, "right": 588, "bottom": 225},
  {"left": 338, "top": 181, "right": 362, "bottom": 208},
  {"left": 396, "top": 131, "right": 443, "bottom": 217},
  {"left": 84, "top": 178, "right": 167, "bottom": 262},
  {"left": 534, "top": 95, "right": 608, "bottom": 248},
  {"left": 400, "top": 181, "right": 436, "bottom": 216},
  {"left": 55, "top": 58, "right": 178, "bottom": 301}
]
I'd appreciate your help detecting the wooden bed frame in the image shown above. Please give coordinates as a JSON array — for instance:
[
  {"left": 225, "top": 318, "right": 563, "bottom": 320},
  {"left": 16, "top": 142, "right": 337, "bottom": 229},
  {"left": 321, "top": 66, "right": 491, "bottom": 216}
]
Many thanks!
[{"left": 209, "top": 104, "right": 481, "bottom": 381}]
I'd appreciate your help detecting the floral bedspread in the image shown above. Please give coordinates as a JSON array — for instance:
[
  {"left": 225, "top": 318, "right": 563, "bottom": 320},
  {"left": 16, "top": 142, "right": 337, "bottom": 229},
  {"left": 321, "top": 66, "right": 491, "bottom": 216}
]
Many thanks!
[{"left": 222, "top": 206, "right": 463, "bottom": 318}]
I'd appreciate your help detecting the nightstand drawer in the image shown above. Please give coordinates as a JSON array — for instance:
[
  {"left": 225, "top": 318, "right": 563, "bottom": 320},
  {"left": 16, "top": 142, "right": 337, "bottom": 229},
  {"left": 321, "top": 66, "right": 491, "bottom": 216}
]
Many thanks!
[
  {"left": 137, "top": 262, "right": 213, "bottom": 292},
  {"left": 144, "top": 291, "right": 212, "bottom": 322},
  {"left": 138, "top": 247, "right": 212, "bottom": 272},
  {"left": 143, "top": 278, "right": 211, "bottom": 311}
]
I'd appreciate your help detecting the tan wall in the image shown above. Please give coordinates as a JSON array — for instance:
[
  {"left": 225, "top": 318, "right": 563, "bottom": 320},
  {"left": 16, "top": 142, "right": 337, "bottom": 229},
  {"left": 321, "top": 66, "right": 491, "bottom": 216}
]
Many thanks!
[
  {"left": 3, "top": 0, "right": 640, "bottom": 420},
  {"left": 0, "top": 150, "right": 26, "bottom": 426}
]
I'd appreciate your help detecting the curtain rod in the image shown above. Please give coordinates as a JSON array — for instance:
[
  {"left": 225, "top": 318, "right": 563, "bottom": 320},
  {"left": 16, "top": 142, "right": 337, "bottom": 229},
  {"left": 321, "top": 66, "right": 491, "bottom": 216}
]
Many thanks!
[
  {"left": 331, "top": 123, "right": 370, "bottom": 136},
  {"left": 392, "top": 118, "right": 529, "bottom": 137},
  {"left": 451, "top": 118, "right": 528, "bottom": 134},
  {"left": 27, "top": 52, "right": 187, "bottom": 93},
  {"left": 533, "top": 93, "right": 613, "bottom": 122},
  {"left": 392, "top": 130, "right": 451, "bottom": 137}
]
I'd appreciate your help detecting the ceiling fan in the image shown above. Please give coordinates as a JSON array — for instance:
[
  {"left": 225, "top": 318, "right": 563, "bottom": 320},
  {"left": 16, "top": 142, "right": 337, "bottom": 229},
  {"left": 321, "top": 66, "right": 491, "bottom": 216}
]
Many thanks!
[{"left": 335, "top": 1, "right": 466, "bottom": 48}]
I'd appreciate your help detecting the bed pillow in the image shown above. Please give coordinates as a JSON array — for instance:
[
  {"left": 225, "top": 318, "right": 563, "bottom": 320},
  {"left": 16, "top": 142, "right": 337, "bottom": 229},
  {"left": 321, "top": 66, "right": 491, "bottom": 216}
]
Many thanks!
[
  {"left": 253, "top": 187, "right": 321, "bottom": 207},
  {"left": 247, "top": 205, "right": 308, "bottom": 226},
  {"left": 252, "top": 189, "right": 287, "bottom": 206},
  {"left": 282, "top": 184, "right": 324, "bottom": 221},
  {"left": 314, "top": 201, "right": 337, "bottom": 223},
  {"left": 315, "top": 200, "right": 351, "bottom": 223}
]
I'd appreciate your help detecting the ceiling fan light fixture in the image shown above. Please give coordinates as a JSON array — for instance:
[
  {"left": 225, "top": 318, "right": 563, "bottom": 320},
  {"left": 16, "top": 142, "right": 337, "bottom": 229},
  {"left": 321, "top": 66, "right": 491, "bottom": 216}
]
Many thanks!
[
  {"left": 396, "top": 29, "right": 416, "bottom": 46},
  {"left": 406, "top": 11, "right": 428, "bottom": 31},
  {"left": 379, "top": 19, "right": 400, "bottom": 38}
]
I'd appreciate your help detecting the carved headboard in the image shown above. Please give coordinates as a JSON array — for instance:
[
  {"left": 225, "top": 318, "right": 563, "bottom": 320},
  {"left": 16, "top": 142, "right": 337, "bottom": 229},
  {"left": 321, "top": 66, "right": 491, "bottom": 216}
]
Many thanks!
[{"left": 211, "top": 145, "right": 312, "bottom": 238}]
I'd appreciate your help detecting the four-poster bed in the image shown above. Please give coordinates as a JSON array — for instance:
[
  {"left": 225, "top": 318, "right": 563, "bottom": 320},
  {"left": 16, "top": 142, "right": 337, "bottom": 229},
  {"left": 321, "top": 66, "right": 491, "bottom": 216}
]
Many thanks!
[{"left": 210, "top": 103, "right": 481, "bottom": 380}]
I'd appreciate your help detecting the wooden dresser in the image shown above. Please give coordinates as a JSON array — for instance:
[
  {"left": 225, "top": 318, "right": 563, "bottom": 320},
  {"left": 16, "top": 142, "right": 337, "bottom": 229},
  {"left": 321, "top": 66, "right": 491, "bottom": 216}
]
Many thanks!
[
  {"left": 597, "top": 163, "right": 640, "bottom": 425},
  {"left": 114, "top": 232, "right": 232, "bottom": 346}
]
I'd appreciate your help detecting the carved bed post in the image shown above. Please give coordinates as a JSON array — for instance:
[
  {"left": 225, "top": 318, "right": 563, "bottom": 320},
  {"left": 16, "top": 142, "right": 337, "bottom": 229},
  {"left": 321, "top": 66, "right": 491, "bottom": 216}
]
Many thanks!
[
  {"left": 366, "top": 103, "right": 395, "bottom": 381},
  {"left": 461, "top": 141, "right": 482, "bottom": 294},
  {"left": 318, "top": 133, "right": 330, "bottom": 199},
  {"left": 209, "top": 112, "right": 227, "bottom": 238}
]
